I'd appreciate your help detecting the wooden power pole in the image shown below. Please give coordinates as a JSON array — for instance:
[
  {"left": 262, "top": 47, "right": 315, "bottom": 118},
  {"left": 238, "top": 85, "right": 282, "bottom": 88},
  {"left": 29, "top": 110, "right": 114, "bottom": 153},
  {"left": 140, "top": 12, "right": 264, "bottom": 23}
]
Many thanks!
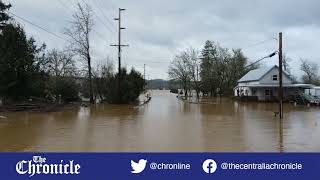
[
  {"left": 278, "top": 32, "right": 283, "bottom": 119},
  {"left": 144, "top": 64, "right": 146, "bottom": 90},
  {"left": 111, "top": 8, "right": 128, "bottom": 102}
]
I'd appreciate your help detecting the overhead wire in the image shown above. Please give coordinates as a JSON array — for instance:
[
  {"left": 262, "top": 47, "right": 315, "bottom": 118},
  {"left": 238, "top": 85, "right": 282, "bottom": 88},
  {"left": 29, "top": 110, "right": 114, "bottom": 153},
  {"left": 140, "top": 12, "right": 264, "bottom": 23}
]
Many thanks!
[
  {"left": 242, "top": 37, "right": 278, "bottom": 50},
  {"left": 90, "top": 0, "right": 117, "bottom": 31},
  {"left": 10, "top": 2, "right": 285, "bottom": 78},
  {"left": 79, "top": 0, "right": 115, "bottom": 34},
  {"left": 57, "top": 0, "right": 72, "bottom": 13},
  {"left": 8, "top": 12, "right": 71, "bottom": 43},
  {"left": 56, "top": 0, "right": 111, "bottom": 43}
]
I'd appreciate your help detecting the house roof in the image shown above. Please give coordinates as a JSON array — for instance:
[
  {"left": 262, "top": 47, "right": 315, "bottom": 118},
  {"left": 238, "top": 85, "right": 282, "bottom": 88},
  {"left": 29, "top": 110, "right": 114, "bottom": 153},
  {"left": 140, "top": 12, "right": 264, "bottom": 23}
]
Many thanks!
[{"left": 238, "top": 65, "right": 290, "bottom": 83}]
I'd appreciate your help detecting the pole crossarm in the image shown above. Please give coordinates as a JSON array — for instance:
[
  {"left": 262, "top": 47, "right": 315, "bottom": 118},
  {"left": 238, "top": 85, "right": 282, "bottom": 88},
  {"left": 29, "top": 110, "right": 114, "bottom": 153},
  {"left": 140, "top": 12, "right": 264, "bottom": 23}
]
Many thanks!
[{"left": 110, "top": 45, "right": 129, "bottom": 47}]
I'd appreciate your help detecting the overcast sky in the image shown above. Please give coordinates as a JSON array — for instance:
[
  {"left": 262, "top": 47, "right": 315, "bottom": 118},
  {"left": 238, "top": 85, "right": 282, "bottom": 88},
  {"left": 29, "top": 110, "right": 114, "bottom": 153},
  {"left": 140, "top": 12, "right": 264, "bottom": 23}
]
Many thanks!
[{"left": 6, "top": 0, "right": 320, "bottom": 80}]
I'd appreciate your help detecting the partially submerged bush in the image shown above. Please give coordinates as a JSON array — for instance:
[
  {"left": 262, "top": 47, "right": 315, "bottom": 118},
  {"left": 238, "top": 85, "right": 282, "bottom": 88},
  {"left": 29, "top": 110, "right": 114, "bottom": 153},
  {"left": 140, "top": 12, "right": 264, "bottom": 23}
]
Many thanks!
[{"left": 55, "top": 78, "right": 80, "bottom": 102}]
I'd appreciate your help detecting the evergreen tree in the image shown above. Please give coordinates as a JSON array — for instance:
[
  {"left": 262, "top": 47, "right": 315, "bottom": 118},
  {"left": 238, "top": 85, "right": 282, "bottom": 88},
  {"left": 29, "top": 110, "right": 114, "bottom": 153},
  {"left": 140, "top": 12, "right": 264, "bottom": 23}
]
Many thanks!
[
  {"left": 200, "top": 40, "right": 218, "bottom": 96},
  {"left": 0, "top": 23, "right": 47, "bottom": 102},
  {"left": 199, "top": 40, "right": 252, "bottom": 96},
  {"left": 0, "top": 1, "right": 11, "bottom": 30},
  {"left": 93, "top": 67, "right": 144, "bottom": 104}
]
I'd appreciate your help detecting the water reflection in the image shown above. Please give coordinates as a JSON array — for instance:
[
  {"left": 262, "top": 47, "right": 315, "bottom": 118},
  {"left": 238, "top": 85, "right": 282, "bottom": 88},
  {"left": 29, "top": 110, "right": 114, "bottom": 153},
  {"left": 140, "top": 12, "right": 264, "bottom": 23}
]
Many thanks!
[{"left": 0, "top": 90, "right": 319, "bottom": 152}]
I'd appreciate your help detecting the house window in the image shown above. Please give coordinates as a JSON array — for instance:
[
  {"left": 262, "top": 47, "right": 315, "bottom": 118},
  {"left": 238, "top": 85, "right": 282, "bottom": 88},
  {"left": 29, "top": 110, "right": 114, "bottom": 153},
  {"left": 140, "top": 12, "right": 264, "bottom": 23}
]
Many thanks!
[
  {"left": 272, "top": 75, "right": 278, "bottom": 81},
  {"left": 265, "top": 89, "right": 271, "bottom": 96}
]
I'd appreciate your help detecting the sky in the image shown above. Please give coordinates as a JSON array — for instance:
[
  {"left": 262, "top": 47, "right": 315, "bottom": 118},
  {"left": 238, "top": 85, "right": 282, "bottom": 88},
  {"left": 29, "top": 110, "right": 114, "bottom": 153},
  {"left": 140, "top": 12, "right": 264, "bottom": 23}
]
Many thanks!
[{"left": 6, "top": 0, "right": 320, "bottom": 80}]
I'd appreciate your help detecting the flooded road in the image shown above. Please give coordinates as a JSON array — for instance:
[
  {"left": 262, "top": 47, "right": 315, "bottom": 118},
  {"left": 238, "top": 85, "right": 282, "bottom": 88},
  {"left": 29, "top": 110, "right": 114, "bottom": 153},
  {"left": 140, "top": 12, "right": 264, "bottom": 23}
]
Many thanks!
[{"left": 0, "top": 90, "right": 320, "bottom": 152}]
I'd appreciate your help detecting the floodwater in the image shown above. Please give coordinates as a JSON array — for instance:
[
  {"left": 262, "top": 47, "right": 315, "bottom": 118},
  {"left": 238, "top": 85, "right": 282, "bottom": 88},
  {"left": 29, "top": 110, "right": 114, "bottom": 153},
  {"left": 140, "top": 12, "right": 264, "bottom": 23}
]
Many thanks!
[{"left": 0, "top": 90, "right": 320, "bottom": 152}]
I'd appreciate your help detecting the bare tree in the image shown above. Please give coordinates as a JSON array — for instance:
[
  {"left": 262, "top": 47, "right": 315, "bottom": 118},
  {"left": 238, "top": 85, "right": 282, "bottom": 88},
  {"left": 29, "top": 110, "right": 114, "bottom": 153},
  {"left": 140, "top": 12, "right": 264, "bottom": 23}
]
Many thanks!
[
  {"left": 185, "top": 48, "right": 201, "bottom": 100},
  {"left": 92, "top": 58, "right": 114, "bottom": 101},
  {"left": 64, "top": 2, "right": 94, "bottom": 104},
  {"left": 282, "top": 53, "right": 294, "bottom": 76},
  {"left": 300, "top": 59, "right": 320, "bottom": 84},
  {"left": 168, "top": 51, "right": 191, "bottom": 98},
  {"left": 45, "top": 49, "right": 76, "bottom": 77}
]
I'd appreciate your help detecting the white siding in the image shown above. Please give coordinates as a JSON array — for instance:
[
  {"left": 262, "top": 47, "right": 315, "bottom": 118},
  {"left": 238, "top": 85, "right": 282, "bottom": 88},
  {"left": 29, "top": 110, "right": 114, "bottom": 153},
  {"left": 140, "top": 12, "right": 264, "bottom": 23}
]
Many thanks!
[
  {"left": 238, "top": 81, "right": 260, "bottom": 86},
  {"left": 259, "top": 67, "right": 292, "bottom": 85},
  {"left": 305, "top": 88, "right": 320, "bottom": 97},
  {"left": 234, "top": 66, "right": 302, "bottom": 101},
  {"left": 256, "top": 89, "right": 265, "bottom": 101}
]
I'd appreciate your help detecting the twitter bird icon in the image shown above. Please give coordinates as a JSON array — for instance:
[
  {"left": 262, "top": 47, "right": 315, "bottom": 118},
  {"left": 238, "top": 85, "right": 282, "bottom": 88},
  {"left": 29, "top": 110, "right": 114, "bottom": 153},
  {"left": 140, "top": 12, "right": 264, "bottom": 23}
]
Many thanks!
[{"left": 131, "top": 159, "right": 147, "bottom": 174}]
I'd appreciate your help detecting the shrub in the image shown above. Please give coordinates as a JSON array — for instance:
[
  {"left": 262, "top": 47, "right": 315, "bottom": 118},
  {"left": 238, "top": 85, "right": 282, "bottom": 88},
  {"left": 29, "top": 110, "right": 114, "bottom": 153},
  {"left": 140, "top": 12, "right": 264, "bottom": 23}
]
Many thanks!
[{"left": 55, "top": 78, "right": 80, "bottom": 102}]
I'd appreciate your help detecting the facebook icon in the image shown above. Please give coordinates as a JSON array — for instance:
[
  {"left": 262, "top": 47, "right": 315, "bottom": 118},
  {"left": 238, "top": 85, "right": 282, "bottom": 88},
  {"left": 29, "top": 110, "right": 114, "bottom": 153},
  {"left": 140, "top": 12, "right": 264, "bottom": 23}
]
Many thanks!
[{"left": 202, "top": 159, "right": 217, "bottom": 174}]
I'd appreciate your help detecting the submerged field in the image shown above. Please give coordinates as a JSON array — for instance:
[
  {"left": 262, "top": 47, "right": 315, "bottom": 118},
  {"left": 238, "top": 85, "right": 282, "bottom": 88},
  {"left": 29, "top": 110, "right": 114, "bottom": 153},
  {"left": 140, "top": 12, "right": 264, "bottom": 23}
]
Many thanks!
[{"left": 0, "top": 90, "right": 319, "bottom": 152}]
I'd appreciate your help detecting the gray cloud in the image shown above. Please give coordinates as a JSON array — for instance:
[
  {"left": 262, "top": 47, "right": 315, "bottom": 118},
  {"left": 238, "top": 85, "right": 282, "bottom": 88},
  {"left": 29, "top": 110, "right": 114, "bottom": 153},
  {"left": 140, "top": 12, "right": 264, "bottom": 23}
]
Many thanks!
[{"left": 8, "top": 0, "right": 320, "bottom": 80}]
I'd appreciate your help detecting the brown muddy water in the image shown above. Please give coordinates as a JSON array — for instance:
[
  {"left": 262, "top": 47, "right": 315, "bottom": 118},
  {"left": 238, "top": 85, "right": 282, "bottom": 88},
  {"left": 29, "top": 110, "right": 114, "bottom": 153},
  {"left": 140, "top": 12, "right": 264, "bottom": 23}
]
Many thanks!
[{"left": 0, "top": 90, "right": 319, "bottom": 152}]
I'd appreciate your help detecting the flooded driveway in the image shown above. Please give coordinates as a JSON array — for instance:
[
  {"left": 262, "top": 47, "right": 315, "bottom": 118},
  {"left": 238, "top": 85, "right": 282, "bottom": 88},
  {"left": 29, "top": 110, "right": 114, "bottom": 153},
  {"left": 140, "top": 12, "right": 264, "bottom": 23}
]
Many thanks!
[{"left": 0, "top": 90, "right": 319, "bottom": 152}]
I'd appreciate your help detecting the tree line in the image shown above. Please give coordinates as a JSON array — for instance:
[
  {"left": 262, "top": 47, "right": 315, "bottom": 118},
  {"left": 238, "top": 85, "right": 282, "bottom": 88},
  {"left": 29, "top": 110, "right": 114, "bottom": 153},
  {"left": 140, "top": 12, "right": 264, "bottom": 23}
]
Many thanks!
[
  {"left": 168, "top": 40, "right": 256, "bottom": 98},
  {"left": 169, "top": 40, "right": 320, "bottom": 99},
  {"left": 0, "top": 1, "right": 144, "bottom": 105}
]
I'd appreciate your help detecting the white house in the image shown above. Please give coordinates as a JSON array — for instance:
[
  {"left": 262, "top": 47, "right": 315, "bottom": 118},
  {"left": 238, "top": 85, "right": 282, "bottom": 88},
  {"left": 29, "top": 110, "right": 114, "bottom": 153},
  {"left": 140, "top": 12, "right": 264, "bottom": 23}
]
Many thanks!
[
  {"left": 234, "top": 65, "right": 314, "bottom": 101},
  {"left": 305, "top": 87, "right": 320, "bottom": 97}
]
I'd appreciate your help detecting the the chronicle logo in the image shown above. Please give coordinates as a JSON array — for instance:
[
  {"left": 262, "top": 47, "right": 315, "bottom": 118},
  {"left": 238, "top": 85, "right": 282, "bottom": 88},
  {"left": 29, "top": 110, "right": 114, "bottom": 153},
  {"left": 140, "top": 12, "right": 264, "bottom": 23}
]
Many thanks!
[{"left": 16, "top": 156, "right": 81, "bottom": 177}]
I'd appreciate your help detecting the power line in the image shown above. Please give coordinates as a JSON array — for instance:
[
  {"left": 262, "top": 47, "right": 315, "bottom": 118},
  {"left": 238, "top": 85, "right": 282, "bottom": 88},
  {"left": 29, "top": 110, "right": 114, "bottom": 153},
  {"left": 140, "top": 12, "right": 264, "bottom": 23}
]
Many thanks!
[
  {"left": 8, "top": 12, "right": 70, "bottom": 43},
  {"left": 56, "top": 0, "right": 78, "bottom": 18},
  {"left": 55, "top": 0, "right": 111, "bottom": 42},
  {"left": 57, "top": 0, "right": 72, "bottom": 14},
  {"left": 80, "top": 0, "right": 115, "bottom": 33},
  {"left": 242, "top": 37, "right": 278, "bottom": 50},
  {"left": 64, "top": 0, "right": 78, "bottom": 9},
  {"left": 95, "top": 0, "right": 118, "bottom": 17},
  {"left": 91, "top": 0, "right": 117, "bottom": 30},
  {"left": 95, "top": 0, "right": 118, "bottom": 20},
  {"left": 134, "top": 61, "right": 171, "bottom": 64},
  {"left": 125, "top": 59, "right": 172, "bottom": 63},
  {"left": 92, "top": 29, "right": 110, "bottom": 42}
]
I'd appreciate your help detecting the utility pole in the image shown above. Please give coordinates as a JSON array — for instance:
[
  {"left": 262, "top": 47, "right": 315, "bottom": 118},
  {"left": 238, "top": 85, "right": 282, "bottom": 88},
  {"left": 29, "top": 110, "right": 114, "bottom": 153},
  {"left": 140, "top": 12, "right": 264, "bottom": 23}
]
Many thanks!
[
  {"left": 278, "top": 32, "right": 283, "bottom": 119},
  {"left": 144, "top": 64, "right": 146, "bottom": 91},
  {"left": 110, "top": 8, "right": 128, "bottom": 102}
]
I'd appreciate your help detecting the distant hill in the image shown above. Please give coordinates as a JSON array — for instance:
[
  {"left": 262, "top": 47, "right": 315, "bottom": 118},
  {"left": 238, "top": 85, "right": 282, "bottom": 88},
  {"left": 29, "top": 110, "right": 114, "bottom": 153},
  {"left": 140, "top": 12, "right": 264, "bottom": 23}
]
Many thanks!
[
  {"left": 146, "top": 79, "right": 168, "bottom": 90},
  {"left": 146, "top": 79, "right": 180, "bottom": 90}
]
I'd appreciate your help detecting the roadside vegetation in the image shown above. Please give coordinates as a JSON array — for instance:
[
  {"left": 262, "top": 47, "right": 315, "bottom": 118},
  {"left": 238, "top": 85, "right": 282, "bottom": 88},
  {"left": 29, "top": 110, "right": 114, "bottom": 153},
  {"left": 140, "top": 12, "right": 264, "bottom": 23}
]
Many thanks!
[{"left": 0, "top": 1, "right": 144, "bottom": 107}]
